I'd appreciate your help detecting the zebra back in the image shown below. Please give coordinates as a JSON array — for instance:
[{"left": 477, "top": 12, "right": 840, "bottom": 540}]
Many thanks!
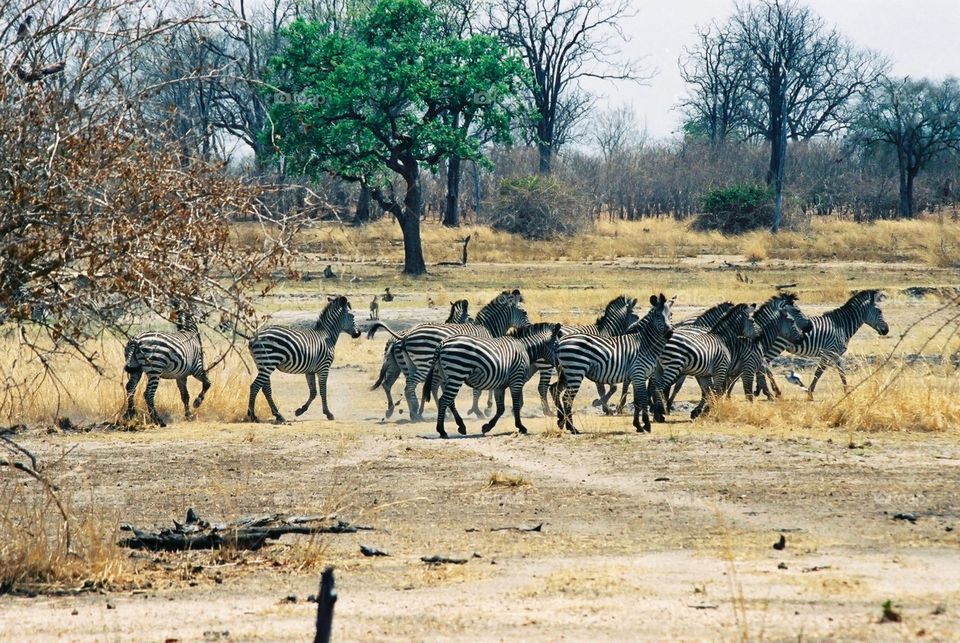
[{"left": 677, "top": 301, "right": 734, "bottom": 328}]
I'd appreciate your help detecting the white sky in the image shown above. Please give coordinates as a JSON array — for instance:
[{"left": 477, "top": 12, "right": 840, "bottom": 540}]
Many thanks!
[{"left": 593, "top": 0, "right": 960, "bottom": 140}]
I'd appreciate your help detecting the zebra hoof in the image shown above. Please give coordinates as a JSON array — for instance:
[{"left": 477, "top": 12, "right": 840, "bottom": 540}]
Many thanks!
[
  {"left": 457, "top": 425, "right": 467, "bottom": 435},
  {"left": 438, "top": 431, "right": 448, "bottom": 439},
  {"left": 274, "top": 416, "right": 286, "bottom": 424},
  {"left": 246, "top": 413, "right": 259, "bottom": 423},
  {"left": 325, "top": 412, "right": 335, "bottom": 420},
  {"left": 690, "top": 409, "right": 701, "bottom": 420},
  {"left": 517, "top": 426, "right": 528, "bottom": 435},
  {"left": 385, "top": 407, "right": 394, "bottom": 419},
  {"left": 294, "top": 407, "right": 307, "bottom": 417},
  {"left": 481, "top": 423, "right": 493, "bottom": 434},
  {"left": 192, "top": 398, "right": 203, "bottom": 409},
  {"left": 590, "top": 399, "right": 602, "bottom": 407}
]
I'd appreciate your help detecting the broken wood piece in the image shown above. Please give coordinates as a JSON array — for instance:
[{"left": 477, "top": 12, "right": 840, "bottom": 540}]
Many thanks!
[
  {"left": 490, "top": 522, "right": 543, "bottom": 533},
  {"left": 420, "top": 555, "right": 468, "bottom": 565}
]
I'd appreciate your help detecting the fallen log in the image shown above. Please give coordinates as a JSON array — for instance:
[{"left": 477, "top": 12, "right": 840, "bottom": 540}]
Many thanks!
[{"left": 118, "top": 510, "right": 373, "bottom": 551}]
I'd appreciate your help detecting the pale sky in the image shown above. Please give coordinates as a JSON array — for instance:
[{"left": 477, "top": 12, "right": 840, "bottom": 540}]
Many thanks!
[{"left": 591, "top": 0, "right": 960, "bottom": 140}]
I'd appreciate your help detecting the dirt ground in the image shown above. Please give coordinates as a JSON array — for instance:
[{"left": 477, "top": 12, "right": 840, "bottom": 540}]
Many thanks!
[{"left": 2, "top": 256, "right": 960, "bottom": 641}]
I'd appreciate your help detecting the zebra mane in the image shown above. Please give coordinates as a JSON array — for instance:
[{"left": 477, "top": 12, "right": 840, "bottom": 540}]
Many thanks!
[
  {"left": 174, "top": 309, "right": 199, "bottom": 333},
  {"left": 625, "top": 300, "right": 663, "bottom": 335},
  {"left": 475, "top": 291, "right": 519, "bottom": 325},
  {"left": 754, "top": 295, "right": 789, "bottom": 326},
  {"left": 824, "top": 289, "right": 877, "bottom": 324},
  {"left": 709, "top": 303, "right": 752, "bottom": 336},
  {"left": 316, "top": 296, "right": 349, "bottom": 330},
  {"left": 594, "top": 295, "right": 634, "bottom": 331},
  {"left": 686, "top": 301, "right": 733, "bottom": 327},
  {"left": 510, "top": 321, "right": 560, "bottom": 340}
]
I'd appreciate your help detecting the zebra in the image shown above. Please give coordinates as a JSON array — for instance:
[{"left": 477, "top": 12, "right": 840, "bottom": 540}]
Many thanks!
[
  {"left": 531, "top": 295, "right": 639, "bottom": 415},
  {"left": 422, "top": 322, "right": 562, "bottom": 438},
  {"left": 123, "top": 308, "right": 210, "bottom": 427},
  {"left": 652, "top": 302, "right": 761, "bottom": 422},
  {"left": 369, "top": 299, "right": 472, "bottom": 418},
  {"left": 551, "top": 294, "right": 674, "bottom": 434},
  {"left": 247, "top": 295, "right": 361, "bottom": 423},
  {"left": 369, "top": 290, "right": 529, "bottom": 422},
  {"left": 660, "top": 296, "right": 811, "bottom": 412},
  {"left": 755, "top": 289, "right": 889, "bottom": 400},
  {"left": 641, "top": 301, "right": 734, "bottom": 415}
]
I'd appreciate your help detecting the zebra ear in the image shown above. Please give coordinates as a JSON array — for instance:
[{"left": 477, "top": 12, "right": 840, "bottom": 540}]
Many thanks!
[
  {"left": 327, "top": 296, "right": 335, "bottom": 302},
  {"left": 658, "top": 293, "right": 667, "bottom": 305},
  {"left": 649, "top": 294, "right": 658, "bottom": 307}
]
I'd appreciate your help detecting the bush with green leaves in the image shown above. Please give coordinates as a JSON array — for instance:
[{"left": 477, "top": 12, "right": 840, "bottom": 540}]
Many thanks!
[
  {"left": 484, "top": 176, "right": 591, "bottom": 240},
  {"left": 695, "top": 184, "right": 774, "bottom": 233}
]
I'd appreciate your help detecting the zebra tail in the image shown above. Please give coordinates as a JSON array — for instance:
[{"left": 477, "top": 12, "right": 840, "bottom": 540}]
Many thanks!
[
  {"left": 371, "top": 359, "right": 388, "bottom": 391},
  {"left": 421, "top": 362, "right": 436, "bottom": 407},
  {"left": 123, "top": 339, "right": 141, "bottom": 373},
  {"left": 366, "top": 322, "right": 402, "bottom": 341}
]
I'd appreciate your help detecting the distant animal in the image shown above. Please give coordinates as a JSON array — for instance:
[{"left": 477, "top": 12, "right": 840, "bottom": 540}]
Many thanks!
[
  {"left": 123, "top": 308, "right": 210, "bottom": 427},
  {"left": 323, "top": 265, "right": 336, "bottom": 279},
  {"left": 773, "top": 534, "right": 786, "bottom": 550},
  {"left": 247, "top": 296, "right": 361, "bottom": 423},
  {"left": 427, "top": 297, "right": 435, "bottom": 308},
  {"left": 382, "top": 287, "right": 394, "bottom": 302},
  {"left": 369, "top": 295, "right": 379, "bottom": 320}
]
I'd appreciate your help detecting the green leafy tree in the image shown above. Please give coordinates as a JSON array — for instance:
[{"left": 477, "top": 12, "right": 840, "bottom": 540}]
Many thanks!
[{"left": 264, "top": 0, "right": 525, "bottom": 274}]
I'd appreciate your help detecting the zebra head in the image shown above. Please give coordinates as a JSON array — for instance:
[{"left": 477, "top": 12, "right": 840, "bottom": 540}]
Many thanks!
[
  {"left": 320, "top": 295, "right": 362, "bottom": 339},
  {"left": 645, "top": 293, "right": 674, "bottom": 339},
  {"left": 777, "top": 293, "right": 814, "bottom": 333},
  {"left": 864, "top": 290, "right": 889, "bottom": 336},
  {"left": 172, "top": 304, "right": 199, "bottom": 334},
  {"left": 741, "top": 303, "right": 762, "bottom": 340},
  {"left": 596, "top": 295, "right": 640, "bottom": 333},
  {"left": 447, "top": 299, "right": 471, "bottom": 324},
  {"left": 777, "top": 308, "right": 805, "bottom": 343},
  {"left": 476, "top": 290, "right": 529, "bottom": 334}
]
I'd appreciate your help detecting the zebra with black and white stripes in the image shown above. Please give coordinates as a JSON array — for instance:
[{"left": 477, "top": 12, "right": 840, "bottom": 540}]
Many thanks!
[
  {"left": 368, "top": 290, "right": 530, "bottom": 422},
  {"left": 247, "top": 295, "right": 361, "bottom": 423},
  {"left": 123, "top": 308, "right": 210, "bottom": 427},
  {"left": 551, "top": 294, "right": 674, "bottom": 434},
  {"left": 652, "top": 303, "right": 761, "bottom": 422},
  {"left": 370, "top": 299, "right": 472, "bottom": 418},
  {"left": 533, "top": 295, "right": 639, "bottom": 415},
  {"left": 423, "top": 322, "right": 562, "bottom": 438},
  {"left": 649, "top": 301, "right": 734, "bottom": 414},
  {"left": 756, "top": 289, "right": 889, "bottom": 399}
]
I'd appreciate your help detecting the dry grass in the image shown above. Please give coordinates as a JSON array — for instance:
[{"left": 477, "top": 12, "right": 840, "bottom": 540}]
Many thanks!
[
  {"left": 704, "top": 368, "right": 960, "bottom": 435},
  {"left": 285, "top": 213, "right": 960, "bottom": 268}
]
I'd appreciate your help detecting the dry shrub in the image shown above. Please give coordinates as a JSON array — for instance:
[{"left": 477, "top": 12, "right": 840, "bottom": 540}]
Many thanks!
[{"left": 482, "top": 175, "right": 592, "bottom": 240}]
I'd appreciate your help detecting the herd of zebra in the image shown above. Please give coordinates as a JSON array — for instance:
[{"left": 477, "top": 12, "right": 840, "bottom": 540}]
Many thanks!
[{"left": 122, "top": 288, "right": 889, "bottom": 436}]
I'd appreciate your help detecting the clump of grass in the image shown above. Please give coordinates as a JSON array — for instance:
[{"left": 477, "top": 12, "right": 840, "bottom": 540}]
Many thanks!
[
  {"left": 487, "top": 471, "right": 530, "bottom": 488},
  {"left": 740, "top": 232, "right": 769, "bottom": 263}
]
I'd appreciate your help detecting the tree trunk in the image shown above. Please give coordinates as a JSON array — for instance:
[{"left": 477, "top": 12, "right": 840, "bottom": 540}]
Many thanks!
[
  {"left": 442, "top": 155, "right": 462, "bottom": 227},
  {"left": 354, "top": 182, "right": 371, "bottom": 225},
  {"left": 537, "top": 141, "right": 553, "bottom": 174},
  {"left": 472, "top": 159, "right": 482, "bottom": 217},
  {"left": 400, "top": 163, "right": 427, "bottom": 275}
]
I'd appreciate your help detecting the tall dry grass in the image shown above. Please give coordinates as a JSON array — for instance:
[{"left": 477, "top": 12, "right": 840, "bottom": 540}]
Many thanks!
[
  {"left": 285, "top": 214, "right": 960, "bottom": 267},
  {"left": 0, "top": 332, "right": 257, "bottom": 427}
]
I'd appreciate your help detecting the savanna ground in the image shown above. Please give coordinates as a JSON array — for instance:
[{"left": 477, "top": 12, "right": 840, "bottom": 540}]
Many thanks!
[{"left": 2, "top": 217, "right": 960, "bottom": 641}]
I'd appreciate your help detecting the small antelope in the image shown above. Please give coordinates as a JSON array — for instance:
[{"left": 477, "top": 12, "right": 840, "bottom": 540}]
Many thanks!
[{"left": 370, "top": 295, "right": 380, "bottom": 320}]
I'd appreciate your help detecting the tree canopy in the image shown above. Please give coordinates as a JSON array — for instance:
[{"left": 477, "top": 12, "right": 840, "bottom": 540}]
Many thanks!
[{"left": 265, "top": 0, "right": 525, "bottom": 274}]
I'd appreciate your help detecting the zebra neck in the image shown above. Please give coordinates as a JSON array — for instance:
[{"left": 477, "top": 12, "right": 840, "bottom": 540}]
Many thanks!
[
  {"left": 764, "top": 336, "right": 793, "bottom": 360},
  {"left": 826, "top": 304, "right": 865, "bottom": 342},
  {"left": 316, "top": 314, "right": 345, "bottom": 346}
]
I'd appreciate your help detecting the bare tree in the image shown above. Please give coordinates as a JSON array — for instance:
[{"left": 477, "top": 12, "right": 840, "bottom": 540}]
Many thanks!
[
  {"left": 489, "top": 0, "right": 649, "bottom": 174},
  {"left": 851, "top": 76, "right": 960, "bottom": 218},
  {"left": 678, "top": 22, "right": 751, "bottom": 143},
  {"left": 0, "top": 0, "right": 302, "bottom": 410},
  {"left": 593, "top": 104, "right": 646, "bottom": 161}
]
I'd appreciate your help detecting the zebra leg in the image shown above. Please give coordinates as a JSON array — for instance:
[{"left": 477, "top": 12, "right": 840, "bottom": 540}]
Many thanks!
[
  {"left": 807, "top": 354, "right": 834, "bottom": 400},
  {"left": 557, "top": 375, "right": 583, "bottom": 434},
  {"left": 176, "top": 377, "right": 193, "bottom": 419},
  {"left": 319, "top": 369, "right": 335, "bottom": 420},
  {"left": 613, "top": 379, "right": 631, "bottom": 414},
  {"left": 124, "top": 369, "right": 142, "bottom": 420},
  {"left": 295, "top": 372, "right": 318, "bottom": 417},
  {"left": 193, "top": 370, "right": 211, "bottom": 409},
  {"left": 598, "top": 382, "right": 617, "bottom": 415},
  {"left": 667, "top": 375, "right": 687, "bottom": 413},
  {"left": 741, "top": 370, "right": 755, "bottom": 402},
  {"left": 836, "top": 358, "right": 849, "bottom": 393},
  {"left": 449, "top": 398, "right": 467, "bottom": 435},
  {"left": 537, "top": 368, "right": 552, "bottom": 415},
  {"left": 690, "top": 376, "right": 713, "bottom": 420},
  {"left": 632, "top": 375, "right": 651, "bottom": 433},
  {"left": 144, "top": 375, "right": 165, "bottom": 427},
  {"left": 468, "top": 388, "right": 486, "bottom": 418},
  {"left": 378, "top": 359, "right": 402, "bottom": 419},
  {"left": 483, "top": 388, "right": 508, "bottom": 434},
  {"left": 249, "top": 369, "right": 284, "bottom": 423},
  {"left": 509, "top": 380, "right": 528, "bottom": 434},
  {"left": 404, "top": 369, "right": 426, "bottom": 422},
  {"left": 435, "top": 379, "right": 464, "bottom": 438}
]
